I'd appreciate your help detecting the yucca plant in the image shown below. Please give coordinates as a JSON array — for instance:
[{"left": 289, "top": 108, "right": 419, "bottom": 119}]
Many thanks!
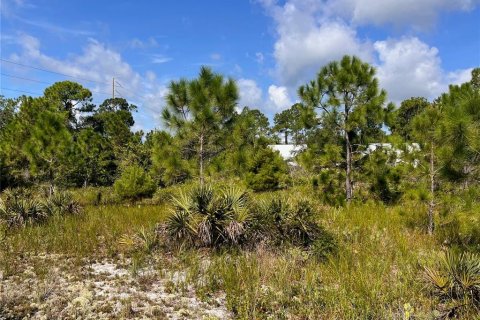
[
  {"left": 166, "top": 185, "right": 250, "bottom": 248},
  {"left": 424, "top": 251, "right": 480, "bottom": 317},
  {"left": 1, "top": 197, "right": 48, "bottom": 227},
  {"left": 45, "top": 191, "right": 81, "bottom": 216}
]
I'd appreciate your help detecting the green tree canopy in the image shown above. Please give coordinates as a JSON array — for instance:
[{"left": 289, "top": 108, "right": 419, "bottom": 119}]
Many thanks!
[
  {"left": 162, "top": 66, "right": 239, "bottom": 185},
  {"left": 298, "top": 55, "right": 387, "bottom": 203}
]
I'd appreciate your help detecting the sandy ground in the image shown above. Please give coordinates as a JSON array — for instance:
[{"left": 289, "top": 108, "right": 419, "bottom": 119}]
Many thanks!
[{"left": 0, "top": 254, "right": 230, "bottom": 319}]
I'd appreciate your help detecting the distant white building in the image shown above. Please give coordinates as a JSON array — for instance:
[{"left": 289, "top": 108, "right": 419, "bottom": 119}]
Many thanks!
[
  {"left": 268, "top": 144, "right": 307, "bottom": 166},
  {"left": 361, "top": 143, "right": 420, "bottom": 166},
  {"left": 268, "top": 143, "right": 420, "bottom": 167}
]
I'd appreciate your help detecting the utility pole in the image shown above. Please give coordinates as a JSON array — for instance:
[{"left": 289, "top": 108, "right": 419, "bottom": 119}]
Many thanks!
[{"left": 112, "top": 77, "right": 115, "bottom": 99}]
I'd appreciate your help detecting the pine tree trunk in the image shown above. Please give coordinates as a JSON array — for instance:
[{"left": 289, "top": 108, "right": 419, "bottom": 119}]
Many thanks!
[
  {"left": 345, "top": 130, "right": 352, "bottom": 203},
  {"left": 428, "top": 144, "right": 435, "bottom": 235},
  {"left": 284, "top": 132, "right": 288, "bottom": 144},
  {"left": 199, "top": 132, "right": 204, "bottom": 186},
  {"left": 49, "top": 159, "right": 54, "bottom": 196}
]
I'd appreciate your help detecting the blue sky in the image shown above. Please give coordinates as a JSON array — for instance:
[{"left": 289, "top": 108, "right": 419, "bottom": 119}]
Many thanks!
[{"left": 1, "top": 0, "right": 479, "bottom": 132}]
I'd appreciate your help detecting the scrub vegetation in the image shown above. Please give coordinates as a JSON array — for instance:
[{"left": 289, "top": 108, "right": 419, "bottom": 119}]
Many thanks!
[{"left": 1, "top": 59, "right": 479, "bottom": 319}]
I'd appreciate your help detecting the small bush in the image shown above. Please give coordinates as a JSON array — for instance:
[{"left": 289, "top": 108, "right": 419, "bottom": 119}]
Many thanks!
[
  {"left": 436, "top": 210, "right": 480, "bottom": 251},
  {"left": 0, "top": 197, "right": 47, "bottom": 227},
  {"left": 0, "top": 189, "right": 82, "bottom": 227},
  {"left": 245, "top": 148, "right": 289, "bottom": 192},
  {"left": 250, "top": 196, "right": 337, "bottom": 257},
  {"left": 165, "top": 184, "right": 250, "bottom": 247},
  {"left": 113, "top": 165, "right": 156, "bottom": 201},
  {"left": 71, "top": 187, "right": 120, "bottom": 206},
  {"left": 424, "top": 251, "right": 480, "bottom": 317},
  {"left": 118, "top": 226, "right": 159, "bottom": 253},
  {"left": 315, "top": 170, "right": 345, "bottom": 206},
  {"left": 45, "top": 191, "right": 81, "bottom": 215}
]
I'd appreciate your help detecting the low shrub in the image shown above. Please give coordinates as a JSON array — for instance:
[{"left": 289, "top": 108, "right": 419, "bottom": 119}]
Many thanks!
[
  {"left": 165, "top": 185, "right": 250, "bottom": 247},
  {"left": 436, "top": 210, "right": 480, "bottom": 251},
  {"left": 45, "top": 191, "right": 81, "bottom": 215},
  {"left": 424, "top": 250, "right": 480, "bottom": 318},
  {"left": 245, "top": 148, "right": 290, "bottom": 192},
  {"left": 0, "top": 189, "right": 82, "bottom": 227},
  {"left": 71, "top": 187, "right": 120, "bottom": 206},
  {"left": 113, "top": 165, "right": 156, "bottom": 201},
  {"left": 249, "top": 196, "right": 337, "bottom": 257},
  {"left": 118, "top": 226, "right": 159, "bottom": 253},
  {"left": 0, "top": 197, "right": 47, "bottom": 227},
  {"left": 162, "top": 184, "right": 337, "bottom": 256}
]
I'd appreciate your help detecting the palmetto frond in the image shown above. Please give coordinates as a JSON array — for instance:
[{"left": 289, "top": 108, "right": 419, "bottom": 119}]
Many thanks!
[
  {"left": 166, "top": 210, "right": 196, "bottom": 242},
  {"left": 424, "top": 251, "right": 480, "bottom": 313},
  {"left": 165, "top": 184, "right": 250, "bottom": 247}
]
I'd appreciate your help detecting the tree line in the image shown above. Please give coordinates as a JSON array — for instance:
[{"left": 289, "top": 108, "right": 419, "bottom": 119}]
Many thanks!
[{"left": 1, "top": 57, "right": 479, "bottom": 229}]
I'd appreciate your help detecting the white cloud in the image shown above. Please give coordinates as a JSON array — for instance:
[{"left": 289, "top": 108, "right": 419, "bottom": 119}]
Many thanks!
[
  {"left": 268, "top": 85, "right": 292, "bottom": 110},
  {"left": 237, "top": 78, "right": 263, "bottom": 108},
  {"left": 8, "top": 33, "right": 167, "bottom": 132},
  {"left": 374, "top": 37, "right": 472, "bottom": 102},
  {"left": 261, "top": 0, "right": 372, "bottom": 86},
  {"left": 325, "top": 0, "right": 478, "bottom": 29},
  {"left": 259, "top": 0, "right": 476, "bottom": 105},
  {"left": 151, "top": 54, "right": 172, "bottom": 64},
  {"left": 446, "top": 68, "right": 474, "bottom": 85},
  {"left": 14, "top": 16, "right": 95, "bottom": 36}
]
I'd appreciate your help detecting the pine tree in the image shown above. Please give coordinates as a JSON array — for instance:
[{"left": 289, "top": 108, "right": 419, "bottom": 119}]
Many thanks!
[
  {"left": 162, "top": 67, "right": 238, "bottom": 186},
  {"left": 298, "top": 56, "right": 387, "bottom": 203}
]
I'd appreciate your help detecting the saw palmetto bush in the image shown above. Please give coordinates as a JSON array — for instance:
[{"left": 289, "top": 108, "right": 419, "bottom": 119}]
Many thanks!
[
  {"left": 250, "top": 196, "right": 337, "bottom": 259},
  {"left": 0, "top": 189, "right": 82, "bottom": 227},
  {"left": 166, "top": 184, "right": 250, "bottom": 247},
  {"left": 0, "top": 194, "right": 47, "bottom": 227},
  {"left": 45, "top": 191, "right": 81, "bottom": 216},
  {"left": 424, "top": 251, "right": 480, "bottom": 317}
]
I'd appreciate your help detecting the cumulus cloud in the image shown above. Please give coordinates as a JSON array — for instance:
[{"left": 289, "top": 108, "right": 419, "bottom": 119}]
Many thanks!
[
  {"left": 268, "top": 85, "right": 293, "bottom": 110},
  {"left": 374, "top": 37, "right": 473, "bottom": 102},
  {"left": 325, "top": 0, "right": 478, "bottom": 29},
  {"left": 261, "top": 0, "right": 372, "bottom": 86},
  {"left": 237, "top": 78, "right": 263, "bottom": 108},
  {"left": 7, "top": 33, "right": 167, "bottom": 132},
  {"left": 259, "top": 0, "right": 475, "bottom": 105}
]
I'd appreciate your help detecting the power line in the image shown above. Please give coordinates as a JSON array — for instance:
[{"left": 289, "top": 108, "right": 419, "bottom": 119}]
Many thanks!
[
  {"left": 1, "top": 73, "right": 52, "bottom": 85},
  {"left": 115, "top": 80, "right": 155, "bottom": 103},
  {"left": 1, "top": 73, "right": 113, "bottom": 97},
  {"left": 1, "top": 62, "right": 162, "bottom": 114},
  {"left": 0, "top": 87, "right": 43, "bottom": 96},
  {"left": 115, "top": 80, "right": 142, "bottom": 99},
  {"left": 0, "top": 58, "right": 111, "bottom": 85},
  {"left": 0, "top": 87, "right": 103, "bottom": 104},
  {"left": 115, "top": 87, "right": 160, "bottom": 114}
]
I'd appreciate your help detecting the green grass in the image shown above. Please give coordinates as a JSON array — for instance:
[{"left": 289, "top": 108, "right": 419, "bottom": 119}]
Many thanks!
[
  {"left": 175, "top": 204, "right": 439, "bottom": 319},
  {"left": 1, "top": 188, "right": 478, "bottom": 319},
  {"left": 2, "top": 204, "right": 167, "bottom": 258}
]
